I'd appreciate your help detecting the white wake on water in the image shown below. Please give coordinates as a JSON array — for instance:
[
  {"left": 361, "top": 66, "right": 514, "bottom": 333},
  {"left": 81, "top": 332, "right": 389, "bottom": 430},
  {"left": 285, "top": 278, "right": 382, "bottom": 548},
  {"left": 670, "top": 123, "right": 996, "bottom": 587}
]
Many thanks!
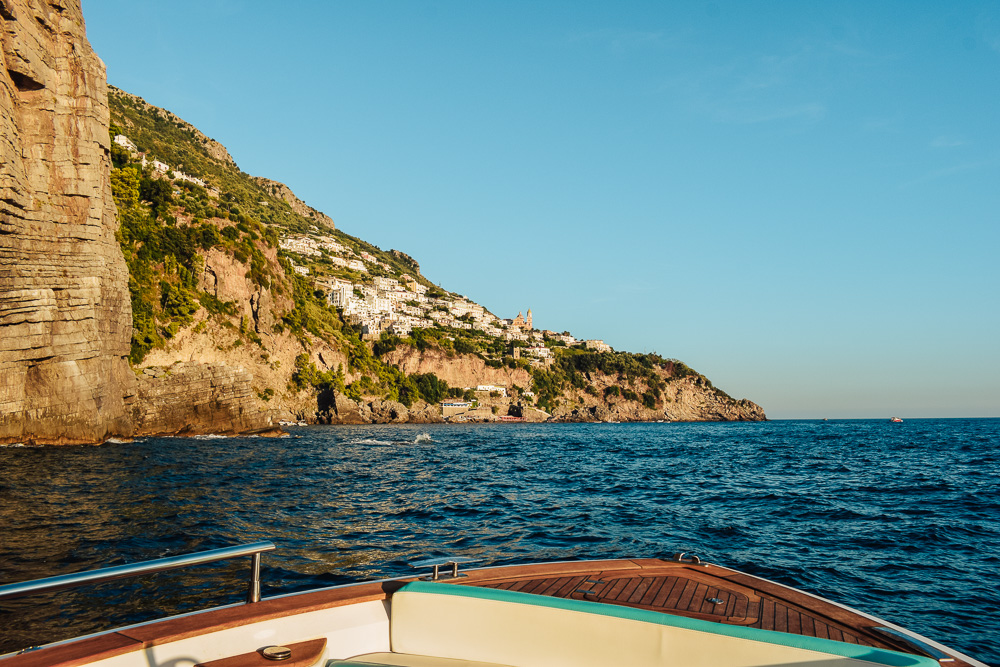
[{"left": 355, "top": 438, "right": 393, "bottom": 446}]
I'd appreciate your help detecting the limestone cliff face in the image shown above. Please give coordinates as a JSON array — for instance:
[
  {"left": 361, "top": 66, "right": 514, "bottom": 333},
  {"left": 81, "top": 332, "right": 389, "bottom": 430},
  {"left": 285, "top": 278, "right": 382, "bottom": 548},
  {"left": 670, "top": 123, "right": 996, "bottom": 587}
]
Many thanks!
[
  {"left": 133, "top": 363, "right": 275, "bottom": 437},
  {"left": 0, "top": 0, "right": 136, "bottom": 444},
  {"left": 384, "top": 347, "right": 532, "bottom": 390}
]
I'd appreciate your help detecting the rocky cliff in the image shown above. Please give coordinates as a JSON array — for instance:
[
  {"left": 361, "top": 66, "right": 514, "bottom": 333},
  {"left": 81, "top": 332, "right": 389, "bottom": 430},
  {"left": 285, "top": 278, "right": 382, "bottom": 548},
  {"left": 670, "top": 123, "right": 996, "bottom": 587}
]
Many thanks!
[
  {"left": 382, "top": 346, "right": 765, "bottom": 424},
  {"left": 1, "top": 1, "right": 273, "bottom": 444},
  {"left": 133, "top": 363, "right": 275, "bottom": 437},
  {"left": 0, "top": 0, "right": 136, "bottom": 445},
  {"left": 384, "top": 347, "right": 532, "bottom": 390}
]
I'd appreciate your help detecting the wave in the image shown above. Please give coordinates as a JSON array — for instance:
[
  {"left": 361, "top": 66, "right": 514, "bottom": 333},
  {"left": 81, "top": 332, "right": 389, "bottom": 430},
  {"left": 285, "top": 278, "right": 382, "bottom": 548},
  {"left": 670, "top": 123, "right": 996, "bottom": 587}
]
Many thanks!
[{"left": 354, "top": 438, "right": 393, "bottom": 446}]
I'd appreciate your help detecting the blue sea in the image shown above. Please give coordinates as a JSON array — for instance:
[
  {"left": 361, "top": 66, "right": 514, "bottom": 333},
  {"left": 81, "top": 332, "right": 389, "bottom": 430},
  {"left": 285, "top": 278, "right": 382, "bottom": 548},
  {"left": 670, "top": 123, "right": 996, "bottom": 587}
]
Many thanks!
[{"left": 1, "top": 420, "right": 998, "bottom": 663}]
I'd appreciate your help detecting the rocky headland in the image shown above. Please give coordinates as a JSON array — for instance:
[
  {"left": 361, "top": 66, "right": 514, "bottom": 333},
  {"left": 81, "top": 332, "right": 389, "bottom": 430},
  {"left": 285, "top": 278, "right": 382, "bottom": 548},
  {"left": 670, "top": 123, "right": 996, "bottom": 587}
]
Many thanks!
[{"left": 1, "top": 1, "right": 764, "bottom": 445}]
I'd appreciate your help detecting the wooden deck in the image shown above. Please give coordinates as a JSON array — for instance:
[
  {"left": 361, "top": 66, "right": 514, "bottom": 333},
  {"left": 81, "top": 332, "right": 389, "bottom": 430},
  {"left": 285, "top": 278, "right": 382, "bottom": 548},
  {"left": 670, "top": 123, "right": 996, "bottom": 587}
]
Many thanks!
[{"left": 453, "top": 557, "right": 967, "bottom": 665}]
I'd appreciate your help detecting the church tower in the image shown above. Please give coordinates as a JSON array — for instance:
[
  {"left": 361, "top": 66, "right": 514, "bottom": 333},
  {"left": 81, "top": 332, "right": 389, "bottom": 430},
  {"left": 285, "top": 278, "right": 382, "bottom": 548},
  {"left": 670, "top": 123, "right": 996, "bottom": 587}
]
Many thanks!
[{"left": 526, "top": 309, "right": 532, "bottom": 329}]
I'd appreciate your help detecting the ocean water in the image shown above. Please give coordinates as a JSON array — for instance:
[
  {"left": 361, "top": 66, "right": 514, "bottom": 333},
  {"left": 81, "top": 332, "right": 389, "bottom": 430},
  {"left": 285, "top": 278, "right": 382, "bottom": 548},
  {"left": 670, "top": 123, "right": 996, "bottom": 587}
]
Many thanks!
[{"left": 0, "top": 420, "right": 997, "bottom": 662}]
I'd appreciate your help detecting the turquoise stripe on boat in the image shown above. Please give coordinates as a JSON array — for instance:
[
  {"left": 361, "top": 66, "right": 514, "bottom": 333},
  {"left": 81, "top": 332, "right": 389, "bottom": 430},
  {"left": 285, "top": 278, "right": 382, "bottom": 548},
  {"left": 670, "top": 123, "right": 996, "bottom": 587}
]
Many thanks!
[{"left": 396, "top": 581, "right": 937, "bottom": 667}]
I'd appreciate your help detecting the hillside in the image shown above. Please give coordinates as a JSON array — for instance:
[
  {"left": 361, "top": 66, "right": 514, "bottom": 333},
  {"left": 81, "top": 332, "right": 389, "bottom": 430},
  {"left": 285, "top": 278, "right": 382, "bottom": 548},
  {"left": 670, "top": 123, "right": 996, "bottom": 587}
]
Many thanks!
[{"left": 106, "top": 87, "right": 765, "bottom": 426}]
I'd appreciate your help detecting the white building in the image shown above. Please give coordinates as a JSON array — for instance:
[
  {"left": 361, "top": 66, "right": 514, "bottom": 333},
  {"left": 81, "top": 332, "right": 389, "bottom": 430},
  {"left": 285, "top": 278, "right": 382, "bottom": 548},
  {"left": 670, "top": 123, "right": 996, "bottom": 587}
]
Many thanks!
[
  {"left": 369, "top": 293, "right": 391, "bottom": 314},
  {"left": 584, "top": 339, "right": 612, "bottom": 353},
  {"left": 316, "top": 237, "right": 345, "bottom": 254},
  {"left": 374, "top": 276, "right": 400, "bottom": 291},
  {"left": 388, "top": 318, "right": 412, "bottom": 336},
  {"left": 113, "top": 134, "right": 137, "bottom": 153},
  {"left": 280, "top": 237, "right": 322, "bottom": 257},
  {"left": 329, "top": 283, "right": 353, "bottom": 308},
  {"left": 171, "top": 170, "right": 206, "bottom": 188}
]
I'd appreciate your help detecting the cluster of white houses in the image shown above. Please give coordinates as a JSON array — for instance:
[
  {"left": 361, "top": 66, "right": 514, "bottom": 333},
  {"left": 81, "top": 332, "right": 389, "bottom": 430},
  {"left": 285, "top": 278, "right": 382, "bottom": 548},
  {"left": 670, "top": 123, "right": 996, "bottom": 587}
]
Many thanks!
[
  {"left": 278, "top": 236, "right": 394, "bottom": 276},
  {"left": 316, "top": 273, "right": 552, "bottom": 347},
  {"left": 280, "top": 233, "right": 613, "bottom": 359}
]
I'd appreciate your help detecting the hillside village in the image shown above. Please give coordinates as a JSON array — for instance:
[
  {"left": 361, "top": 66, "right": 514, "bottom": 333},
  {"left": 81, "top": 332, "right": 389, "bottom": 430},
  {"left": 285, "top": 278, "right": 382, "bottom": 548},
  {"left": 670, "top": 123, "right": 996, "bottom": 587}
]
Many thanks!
[{"left": 279, "top": 233, "right": 610, "bottom": 354}]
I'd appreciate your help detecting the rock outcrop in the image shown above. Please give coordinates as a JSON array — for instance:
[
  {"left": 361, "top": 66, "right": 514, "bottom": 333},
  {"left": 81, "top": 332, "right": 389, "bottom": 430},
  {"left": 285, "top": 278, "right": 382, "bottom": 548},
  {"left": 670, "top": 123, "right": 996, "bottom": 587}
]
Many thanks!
[
  {"left": 0, "top": 0, "right": 136, "bottom": 445},
  {"left": 317, "top": 391, "right": 445, "bottom": 425},
  {"left": 132, "top": 363, "right": 277, "bottom": 436},
  {"left": 549, "top": 375, "right": 766, "bottom": 423},
  {"left": 252, "top": 177, "right": 334, "bottom": 229},
  {"left": 384, "top": 347, "right": 532, "bottom": 390},
  {"left": 389, "top": 249, "right": 420, "bottom": 275}
]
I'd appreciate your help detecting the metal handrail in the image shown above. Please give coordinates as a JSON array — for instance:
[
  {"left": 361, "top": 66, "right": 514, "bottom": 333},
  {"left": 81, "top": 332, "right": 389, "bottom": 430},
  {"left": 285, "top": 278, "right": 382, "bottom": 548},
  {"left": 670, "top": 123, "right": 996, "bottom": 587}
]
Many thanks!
[{"left": 0, "top": 541, "right": 275, "bottom": 604}]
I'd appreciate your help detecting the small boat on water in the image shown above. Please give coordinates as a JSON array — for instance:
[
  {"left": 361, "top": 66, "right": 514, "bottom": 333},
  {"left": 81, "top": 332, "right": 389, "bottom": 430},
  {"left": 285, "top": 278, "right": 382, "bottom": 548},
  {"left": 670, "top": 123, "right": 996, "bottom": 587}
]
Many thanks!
[
  {"left": 0, "top": 542, "right": 988, "bottom": 667},
  {"left": 891, "top": 417, "right": 903, "bottom": 423}
]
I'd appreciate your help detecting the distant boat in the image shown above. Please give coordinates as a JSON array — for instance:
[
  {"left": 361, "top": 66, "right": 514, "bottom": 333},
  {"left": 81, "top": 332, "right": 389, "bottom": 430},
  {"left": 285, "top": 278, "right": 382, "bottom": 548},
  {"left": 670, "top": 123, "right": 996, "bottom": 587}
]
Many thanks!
[{"left": 890, "top": 417, "right": 903, "bottom": 423}]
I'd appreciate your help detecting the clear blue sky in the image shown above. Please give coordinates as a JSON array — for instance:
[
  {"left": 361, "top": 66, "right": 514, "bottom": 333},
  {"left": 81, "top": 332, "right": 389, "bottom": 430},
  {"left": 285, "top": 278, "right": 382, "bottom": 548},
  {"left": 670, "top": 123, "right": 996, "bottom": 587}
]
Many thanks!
[{"left": 83, "top": 1, "right": 1000, "bottom": 419}]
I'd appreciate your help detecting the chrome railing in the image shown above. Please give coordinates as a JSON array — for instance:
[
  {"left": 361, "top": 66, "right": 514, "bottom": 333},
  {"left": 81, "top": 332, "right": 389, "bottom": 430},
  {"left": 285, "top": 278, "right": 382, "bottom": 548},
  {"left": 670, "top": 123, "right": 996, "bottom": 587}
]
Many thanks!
[{"left": 0, "top": 541, "right": 275, "bottom": 604}]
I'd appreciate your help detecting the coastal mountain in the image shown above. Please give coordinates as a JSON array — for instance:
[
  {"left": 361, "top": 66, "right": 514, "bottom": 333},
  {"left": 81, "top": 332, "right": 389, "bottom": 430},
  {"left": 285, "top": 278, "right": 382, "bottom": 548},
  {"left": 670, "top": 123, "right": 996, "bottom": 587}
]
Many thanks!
[
  {"left": 0, "top": 0, "right": 763, "bottom": 445},
  {"left": 106, "top": 87, "right": 765, "bottom": 427}
]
